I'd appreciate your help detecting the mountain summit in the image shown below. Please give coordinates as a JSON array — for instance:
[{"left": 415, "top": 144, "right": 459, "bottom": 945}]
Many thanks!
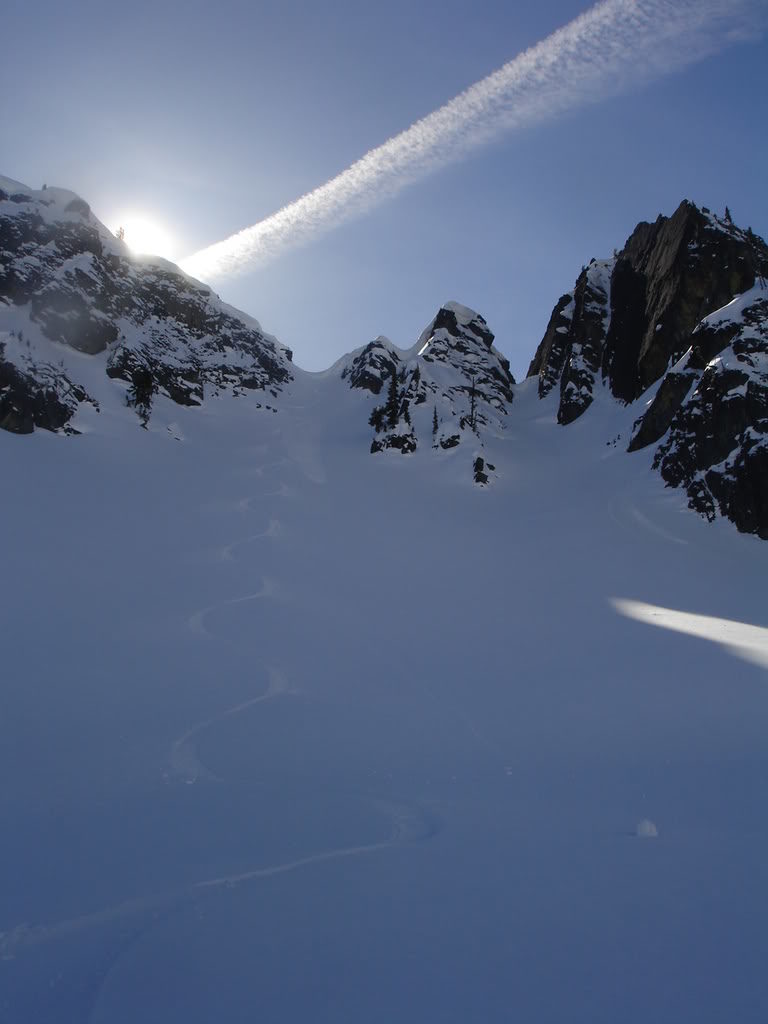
[
  {"left": 1, "top": 179, "right": 766, "bottom": 536},
  {"left": 529, "top": 199, "right": 768, "bottom": 537}
]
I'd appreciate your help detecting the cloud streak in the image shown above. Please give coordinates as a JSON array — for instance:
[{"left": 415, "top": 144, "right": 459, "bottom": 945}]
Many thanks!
[{"left": 182, "top": 0, "right": 765, "bottom": 280}]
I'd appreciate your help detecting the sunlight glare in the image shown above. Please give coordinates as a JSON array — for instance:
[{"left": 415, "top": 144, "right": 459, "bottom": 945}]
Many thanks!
[{"left": 116, "top": 217, "right": 175, "bottom": 260}]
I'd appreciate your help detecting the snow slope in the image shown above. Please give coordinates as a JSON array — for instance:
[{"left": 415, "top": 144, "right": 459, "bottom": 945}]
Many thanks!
[{"left": 1, "top": 362, "right": 766, "bottom": 1023}]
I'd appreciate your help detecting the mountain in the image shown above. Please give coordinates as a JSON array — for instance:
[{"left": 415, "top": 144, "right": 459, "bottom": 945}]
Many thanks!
[
  {"left": 340, "top": 302, "right": 514, "bottom": 481},
  {"left": 528, "top": 200, "right": 768, "bottom": 538},
  {"left": 2, "top": 178, "right": 767, "bottom": 1023},
  {"left": 0, "top": 179, "right": 292, "bottom": 434},
  {"left": 3, "top": 181, "right": 767, "bottom": 536}
]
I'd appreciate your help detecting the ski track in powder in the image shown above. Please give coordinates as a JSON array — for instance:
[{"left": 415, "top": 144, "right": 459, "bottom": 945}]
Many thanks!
[
  {"left": 1, "top": 440, "right": 435, "bottom": 998},
  {"left": 164, "top": 666, "right": 294, "bottom": 785}
]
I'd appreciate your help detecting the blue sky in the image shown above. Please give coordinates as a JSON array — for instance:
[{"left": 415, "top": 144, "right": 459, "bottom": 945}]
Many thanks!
[{"left": 2, "top": 0, "right": 767, "bottom": 376}]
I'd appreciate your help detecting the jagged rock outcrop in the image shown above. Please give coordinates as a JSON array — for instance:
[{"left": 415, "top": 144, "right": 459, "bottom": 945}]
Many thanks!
[
  {"left": 527, "top": 293, "right": 574, "bottom": 399},
  {"left": 341, "top": 302, "right": 514, "bottom": 482},
  {"left": 640, "top": 286, "right": 768, "bottom": 538},
  {"left": 529, "top": 201, "right": 767, "bottom": 420},
  {"left": 0, "top": 331, "right": 96, "bottom": 434},
  {"left": 5, "top": 176, "right": 767, "bottom": 535},
  {"left": 339, "top": 338, "right": 398, "bottom": 395},
  {"left": 0, "top": 182, "right": 292, "bottom": 432},
  {"left": 529, "top": 200, "right": 768, "bottom": 538},
  {"left": 527, "top": 259, "right": 614, "bottom": 424}
]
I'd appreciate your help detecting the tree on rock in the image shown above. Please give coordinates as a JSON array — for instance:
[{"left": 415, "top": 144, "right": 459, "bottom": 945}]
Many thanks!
[
  {"left": 369, "top": 405, "right": 385, "bottom": 432},
  {"left": 385, "top": 369, "right": 399, "bottom": 428},
  {"left": 128, "top": 367, "right": 153, "bottom": 426}
]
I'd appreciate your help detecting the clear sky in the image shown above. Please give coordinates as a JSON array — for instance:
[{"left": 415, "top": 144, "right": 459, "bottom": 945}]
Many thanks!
[{"left": 2, "top": 0, "right": 767, "bottom": 376}]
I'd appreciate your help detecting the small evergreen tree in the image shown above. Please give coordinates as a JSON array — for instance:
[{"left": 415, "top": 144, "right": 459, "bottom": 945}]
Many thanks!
[
  {"left": 724, "top": 206, "right": 733, "bottom": 224},
  {"left": 369, "top": 405, "right": 385, "bottom": 432},
  {"left": 385, "top": 369, "right": 399, "bottom": 428},
  {"left": 432, "top": 405, "right": 438, "bottom": 438},
  {"left": 128, "top": 367, "right": 153, "bottom": 426},
  {"left": 117, "top": 226, "right": 125, "bottom": 242},
  {"left": 468, "top": 374, "right": 478, "bottom": 433}
]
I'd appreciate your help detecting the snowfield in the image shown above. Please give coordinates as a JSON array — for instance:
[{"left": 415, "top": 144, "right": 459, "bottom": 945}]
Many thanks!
[{"left": 1, "top": 367, "right": 766, "bottom": 1023}]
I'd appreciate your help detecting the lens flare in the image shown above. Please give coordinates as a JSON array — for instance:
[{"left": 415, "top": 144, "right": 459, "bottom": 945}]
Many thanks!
[{"left": 116, "top": 217, "right": 174, "bottom": 260}]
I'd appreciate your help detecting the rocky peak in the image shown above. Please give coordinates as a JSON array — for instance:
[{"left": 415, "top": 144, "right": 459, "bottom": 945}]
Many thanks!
[
  {"left": 423, "top": 302, "right": 496, "bottom": 352},
  {"left": 631, "top": 283, "right": 768, "bottom": 538},
  {"left": 339, "top": 337, "right": 399, "bottom": 395},
  {"left": 526, "top": 199, "right": 768, "bottom": 539},
  {"left": 340, "top": 302, "right": 514, "bottom": 482},
  {"left": 529, "top": 200, "right": 768, "bottom": 422},
  {"left": 528, "top": 259, "right": 614, "bottom": 424},
  {"left": 606, "top": 200, "right": 765, "bottom": 399},
  {"left": 0, "top": 181, "right": 293, "bottom": 433},
  {"left": 414, "top": 302, "right": 514, "bottom": 410}
]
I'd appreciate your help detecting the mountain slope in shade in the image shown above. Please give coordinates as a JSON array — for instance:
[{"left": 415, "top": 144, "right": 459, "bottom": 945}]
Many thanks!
[
  {"left": 1, "top": 177, "right": 768, "bottom": 1022},
  {"left": 1, "top": 365, "right": 766, "bottom": 1023}
]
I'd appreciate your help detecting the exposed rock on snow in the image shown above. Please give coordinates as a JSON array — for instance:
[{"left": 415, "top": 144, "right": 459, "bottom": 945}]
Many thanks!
[
  {"left": 0, "top": 330, "right": 96, "bottom": 434},
  {"left": 4, "top": 176, "right": 768, "bottom": 536},
  {"left": 340, "top": 337, "right": 399, "bottom": 395},
  {"left": 530, "top": 200, "right": 768, "bottom": 538},
  {"left": 527, "top": 257, "right": 614, "bottom": 426},
  {"left": 530, "top": 201, "right": 767, "bottom": 415},
  {"left": 647, "top": 288, "right": 768, "bottom": 538},
  {"left": 344, "top": 302, "right": 514, "bottom": 480},
  {"left": 0, "top": 182, "right": 293, "bottom": 431}
]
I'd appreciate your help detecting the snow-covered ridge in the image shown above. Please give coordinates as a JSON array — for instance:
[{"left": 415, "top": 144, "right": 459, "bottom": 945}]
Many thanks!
[
  {"left": 3, "top": 178, "right": 768, "bottom": 533},
  {"left": 338, "top": 302, "right": 514, "bottom": 481},
  {"left": 0, "top": 180, "right": 293, "bottom": 432}
]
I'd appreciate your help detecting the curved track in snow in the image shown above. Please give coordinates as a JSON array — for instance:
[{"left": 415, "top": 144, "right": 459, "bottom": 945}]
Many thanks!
[{"left": 164, "top": 666, "right": 293, "bottom": 784}]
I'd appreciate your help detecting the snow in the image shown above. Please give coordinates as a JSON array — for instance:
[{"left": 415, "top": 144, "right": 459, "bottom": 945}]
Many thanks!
[
  {"left": 1, "top": 182, "right": 767, "bottom": 1015},
  {"left": 1, "top": 334, "right": 767, "bottom": 1022},
  {"left": 636, "top": 819, "right": 659, "bottom": 839},
  {"left": 442, "top": 299, "right": 482, "bottom": 324},
  {"left": 697, "top": 282, "right": 767, "bottom": 330}
]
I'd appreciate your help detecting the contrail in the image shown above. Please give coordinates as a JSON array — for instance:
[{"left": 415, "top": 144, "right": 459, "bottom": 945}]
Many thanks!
[{"left": 182, "top": 0, "right": 765, "bottom": 280}]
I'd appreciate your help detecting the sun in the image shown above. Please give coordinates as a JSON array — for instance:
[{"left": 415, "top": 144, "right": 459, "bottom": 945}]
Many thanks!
[{"left": 115, "top": 216, "right": 175, "bottom": 260}]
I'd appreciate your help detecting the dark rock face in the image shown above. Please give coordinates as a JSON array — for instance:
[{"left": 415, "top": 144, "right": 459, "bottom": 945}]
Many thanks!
[
  {"left": 340, "top": 339, "right": 399, "bottom": 394},
  {"left": 608, "top": 202, "right": 761, "bottom": 397},
  {"left": 370, "top": 431, "right": 417, "bottom": 455},
  {"left": 527, "top": 292, "right": 574, "bottom": 397},
  {"left": 527, "top": 257, "right": 614, "bottom": 424},
  {"left": 558, "top": 260, "right": 613, "bottom": 424},
  {"left": 531, "top": 199, "right": 768, "bottom": 538},
  {"left": 531, "top": 202, "right": 767, "bottom": 418},
  {"left": 0, "top": 186, "right": 292, "bottom": 432},
  {"left": 473, "top": 456, "right": 488, "bottom": 485},
  {"left": 627, "top": 368, "right": 698, "bottom": 453},
  {"left": 0, "top": 335, "right": 95, "bottom": 434},
  {"left": 648, "top": 290, "right": 768, "bottom": 538}
]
